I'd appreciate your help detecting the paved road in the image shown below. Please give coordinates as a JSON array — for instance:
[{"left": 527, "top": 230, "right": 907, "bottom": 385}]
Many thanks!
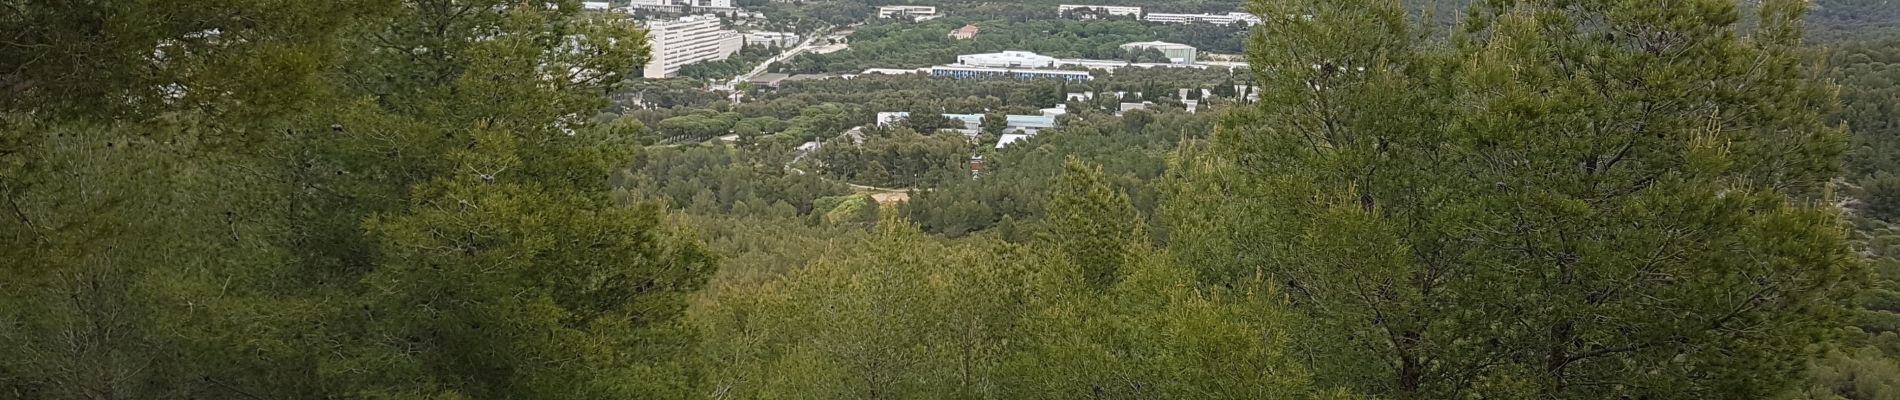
[{"left": 722, "top": 25, "right": 856, "bottom": 89}]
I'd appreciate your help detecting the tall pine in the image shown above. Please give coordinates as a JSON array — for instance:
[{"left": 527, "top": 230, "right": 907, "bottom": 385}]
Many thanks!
[{"left": 1167, "top": 0, "right": 1865, "bottom": 397}]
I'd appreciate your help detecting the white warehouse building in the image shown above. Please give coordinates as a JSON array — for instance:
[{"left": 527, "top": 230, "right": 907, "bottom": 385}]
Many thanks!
[
  {"left": 1119, "top": 41, "right": 1197, "bottom": 64},
  {"left": 643, "top": 15, "right": 743, "bottom": 79},
  {"left": 1142, "top": 12, "right": 1263, "bottom": 26}
]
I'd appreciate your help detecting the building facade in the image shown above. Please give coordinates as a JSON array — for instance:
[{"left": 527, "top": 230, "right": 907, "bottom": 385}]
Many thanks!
[
  {"left": 957, "top": 51, "right": 1059, "bottom": 68},
  {"left": 1057, "top": 4, "right": 1143, "bottom": 18},
  {"left": 630, "top": 0, "right": 733, "bottom": 7},
  {"left": 876, "top": 5, "right": 940, "bottom": 21},
  {"left": 929, "top": 65, "right": 1092, "bottom": 82},
  {"left": 1141, "top": 12, "right": 1263, "bottom": 26},
  {"left": 1119, "top": 41, "right": 1198, "bottom": 64},
  {"left": 744, "top": 31, "right": 800, "bottom": 48},
  {"left": 643, "top": 15, "right": 743, "bottom": 79}
]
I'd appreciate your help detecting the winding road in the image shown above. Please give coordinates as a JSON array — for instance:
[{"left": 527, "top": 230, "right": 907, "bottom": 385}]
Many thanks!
[{"left": 719, "top": 25, "right": 856, "bottom": 90}]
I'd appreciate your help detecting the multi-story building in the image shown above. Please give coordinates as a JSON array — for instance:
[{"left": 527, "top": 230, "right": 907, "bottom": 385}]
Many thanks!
[
  {"left": 957, "top": 51, "right": 1059, "bottom": 68},
  {"left": 1057, "top": 4, "right": 1143, "bottom": 18},
  {"left": 1119, "top": 41, "right": 1198, "bottom": 64},
  {"left": 876, "top": 5, "right": 940, "bottom": 21},
  {"left": 744, "top": 31, "right": 800, "bottom": 48},
  {"left": 1142, "top": 12, "right": 1263, "bottom": 26},
  {"left": 643, "top": 15, "right": 743, "bottom": 79},
  {"left": 630, "top": 0, "right": 733, "bottom": 7},
  {"left": 929, "top": 65, "right": 1092, "bottom": 82}
]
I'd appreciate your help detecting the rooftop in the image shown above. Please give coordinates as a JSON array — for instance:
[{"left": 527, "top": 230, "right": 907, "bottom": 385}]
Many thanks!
[{"left": 1121, "top": 41, "right": 1195, "bottom": 50}]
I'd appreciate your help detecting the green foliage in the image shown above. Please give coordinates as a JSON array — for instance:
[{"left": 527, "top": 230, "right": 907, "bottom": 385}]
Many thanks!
[
  {"left": 981, "top": 113, "right": 1009, "bottom": 136},
  {"left": 2, "top": 1, "right": 713, "bottom": 399},
  {"left": 1045, "top": 158, "right": 1144, "bottom": 290},
  {"left": 5, "top": 0, "right": 1894, "bottom": 399},
  {"left": 334, "top": 129, "right": 715, "bottom": 399},
  {"left": 1163, "top": 0, "right": 1862, "bottom": 398},
  {"left": 903, "top": 108, "right": 1207, "bottom": 237},
  {"left": 691, "top": 215, "right": 1329, "bottom": 398},
  {"left": 814, "top": 128, "right": 969, "bottom": 188},
  {"left": 620, "top": 142, "right": 848, "bottom": 216},
  {"left": 1792, "top": 346, "right": 1900, "bottom": 400},
  {"left": 678, "top": 45, "right": 780, "bottom": 81},
  {"left": 0, "top": 0, "right": 384, "bottom": 119}
]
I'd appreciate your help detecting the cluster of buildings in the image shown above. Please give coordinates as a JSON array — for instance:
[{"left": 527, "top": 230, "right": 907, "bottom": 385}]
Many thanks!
[
  {"left": 1055, "top": 4, "right": 1264, "bottom": 26},
  {"left": 909, "top": 44, "right": 1217, "bottom": 83},
  {"left": 874, "top": 107, "right": 1067, "bottom": 150}
]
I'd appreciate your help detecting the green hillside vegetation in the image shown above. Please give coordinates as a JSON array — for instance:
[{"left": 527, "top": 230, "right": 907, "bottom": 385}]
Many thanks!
[{"left": 2, "top": 0, "right": 1892, "bottom": 399}]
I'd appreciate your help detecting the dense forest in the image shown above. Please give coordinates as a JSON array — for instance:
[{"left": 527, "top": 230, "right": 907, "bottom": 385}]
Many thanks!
[{"left": 3, "top": 0, "right": 1897, "bottom": 399}]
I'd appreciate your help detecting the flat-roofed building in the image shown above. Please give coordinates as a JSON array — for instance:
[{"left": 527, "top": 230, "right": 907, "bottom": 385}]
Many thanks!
[
  {"left": 876, "top": 5, "right": 940, "bottom": 21},
  {"left": 643, "top": 15, "right": 744, "bottom": 79},
  {"left": 630, "top": 0, "right": 733, "bottom": 7},
  {"left": 958, "top": 51, "right": 1059, "bottom": 68},
  {"left": 1058, "top": 4, "right": 1143, "bottom": 19},
  {"left": 744, "top": 31, "right": 800, "bottom": 48},
  {"left": 1142, "top": 12, "right": 1263, "bottom": 26},
  {"left": 1119, "top": 41, "right": 1198, "bottom": 64},
  {"left": 929, "top": 65, "right": 1092, "bottom": 82}
]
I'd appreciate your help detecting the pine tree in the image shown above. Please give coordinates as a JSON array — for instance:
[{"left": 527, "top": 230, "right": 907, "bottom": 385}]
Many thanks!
[
  {"left": 983, "top": 113, "right": 1009, "bottom": 136},
  {"left": 1, "top": 2, "right": 385, "bottom": 398},
  {"left": 1045, "top": 158, "right": 1142, "bottom": 291},
  {"left": 339, "top": 128, "right": 714, "bottom": 399},
  {"left": 1171, "top": 0, "right": 1863, "bottom": 397},
  {"left": 1214, "top": 77, "right": 1239, "bottom": 98}
]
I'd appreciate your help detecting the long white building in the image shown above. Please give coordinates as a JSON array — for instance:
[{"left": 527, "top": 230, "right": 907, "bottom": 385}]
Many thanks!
[
  {"left": 1058, "top": 4, "right": 1143, "bottom": 18},
  {"left": 876, "top": 5, "right": 940, "bottom": 21},
  {"left": 958, "top": 51, "right": 1059, "bottom": 68},
  {"left": 953, "top": 51, "right": 1219, "bottom": 71},
  {"left": 643, "top": 15, "right": 743, "bottom": 79},
  {"left": 630, "top": 0, "right": 733, "bottom": 7},
  {"left": 1142, "top": 12, "right": 1263, "bottom": 26}
]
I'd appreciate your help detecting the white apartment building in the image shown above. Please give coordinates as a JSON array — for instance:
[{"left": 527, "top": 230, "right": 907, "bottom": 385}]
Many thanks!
[
  {"left": 958, "top": 51, "right": 1059, "bottom": 68},
  {"left": 1142, "top": 12, "right": 1263, "bottom": 26},
  {"left": 630, "top": 0, "right": 734, "bottom": 7},
  {"left": 876, "top": 5, "right": 940, "bottom": 21},
  {"left": 956, "top": 50, "right": 1209, "bottom": 71},
  {"left": 1057, "top": 4, "right": 1143, "bottom": 18},
  {"left": 643, "top": 15, "right": 744, "bottom": 79}
]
